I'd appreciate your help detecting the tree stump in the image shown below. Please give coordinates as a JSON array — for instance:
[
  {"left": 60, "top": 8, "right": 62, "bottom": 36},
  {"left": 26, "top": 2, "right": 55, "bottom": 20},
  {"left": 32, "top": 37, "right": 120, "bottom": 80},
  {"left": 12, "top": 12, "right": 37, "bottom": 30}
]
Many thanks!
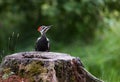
[{"left": 0, "top": 51, "right": 103, "bottom": 82}]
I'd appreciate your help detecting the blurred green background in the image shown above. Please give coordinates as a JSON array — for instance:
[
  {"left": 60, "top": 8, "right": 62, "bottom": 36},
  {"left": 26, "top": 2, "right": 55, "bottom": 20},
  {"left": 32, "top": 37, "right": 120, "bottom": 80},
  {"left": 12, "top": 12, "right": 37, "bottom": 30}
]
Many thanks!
[{"left": 0, "top": 0, "right": 120, "bottom": 82}]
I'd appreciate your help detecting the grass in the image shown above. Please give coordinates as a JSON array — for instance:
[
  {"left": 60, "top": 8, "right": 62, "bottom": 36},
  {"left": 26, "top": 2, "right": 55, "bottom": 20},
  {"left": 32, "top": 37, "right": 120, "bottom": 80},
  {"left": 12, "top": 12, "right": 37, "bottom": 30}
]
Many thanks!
[{"left": 57, "top": 43, "right": 120, "bottom": 82}]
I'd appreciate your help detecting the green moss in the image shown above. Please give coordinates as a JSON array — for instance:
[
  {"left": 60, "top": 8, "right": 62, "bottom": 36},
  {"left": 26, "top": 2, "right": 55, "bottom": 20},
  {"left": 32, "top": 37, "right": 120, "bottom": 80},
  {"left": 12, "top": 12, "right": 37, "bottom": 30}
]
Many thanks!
[
  {"left": 70, "top": 75, "right": 76, "bottom": 82},
  {"left": 3, "top": 68, "right": 11, "bottom": 74},
  {"left": 25, "top": 61, "right": 47, "bottom": 75},
  {"left": 17, "top": 61, "right": 47, "bottom": 81},
  {"left": 2, "top": 68, "right": 14, "bottom": 79}
]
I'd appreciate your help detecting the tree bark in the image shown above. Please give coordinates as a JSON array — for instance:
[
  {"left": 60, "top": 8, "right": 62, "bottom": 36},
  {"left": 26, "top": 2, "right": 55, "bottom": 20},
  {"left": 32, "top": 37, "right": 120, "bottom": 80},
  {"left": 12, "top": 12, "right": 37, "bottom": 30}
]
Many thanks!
[{"left": 0, "top": 51, "right": 103, "bottom": 82}]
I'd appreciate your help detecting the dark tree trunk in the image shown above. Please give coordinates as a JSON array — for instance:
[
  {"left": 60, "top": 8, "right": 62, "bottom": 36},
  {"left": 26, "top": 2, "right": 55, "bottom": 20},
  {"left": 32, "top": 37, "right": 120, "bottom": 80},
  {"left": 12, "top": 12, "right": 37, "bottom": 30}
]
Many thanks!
[{"left": 0, "top": 51, "right": 103, "bottom": 82}]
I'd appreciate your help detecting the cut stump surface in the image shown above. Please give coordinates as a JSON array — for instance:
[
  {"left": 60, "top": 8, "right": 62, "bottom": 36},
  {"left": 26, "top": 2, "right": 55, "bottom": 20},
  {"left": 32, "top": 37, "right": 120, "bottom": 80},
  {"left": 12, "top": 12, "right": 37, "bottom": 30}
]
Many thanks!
[{"left": 0, "top": 51, "right": 103, "bottom": 82}]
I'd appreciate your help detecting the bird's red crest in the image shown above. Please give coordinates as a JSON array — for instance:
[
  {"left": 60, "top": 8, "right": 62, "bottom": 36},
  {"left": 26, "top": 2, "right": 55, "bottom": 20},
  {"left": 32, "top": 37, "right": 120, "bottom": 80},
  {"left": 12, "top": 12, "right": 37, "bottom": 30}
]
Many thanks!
[{"left": 37, "top": 26, "right": 41, "bottom": 31}]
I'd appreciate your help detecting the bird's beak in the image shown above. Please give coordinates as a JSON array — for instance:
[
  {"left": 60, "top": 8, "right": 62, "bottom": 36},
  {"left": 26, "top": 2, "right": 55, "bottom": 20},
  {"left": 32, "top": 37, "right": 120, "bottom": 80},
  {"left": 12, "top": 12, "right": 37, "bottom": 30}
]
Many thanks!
[
  {"left": 48, "top": 25, "right": 52, "bottom": 29},
  {"left": 46, "top": 25, "right": 52, "bottom": 30},
  {"left": 44, "top": 25, "right": 52, "bottom": 33}
]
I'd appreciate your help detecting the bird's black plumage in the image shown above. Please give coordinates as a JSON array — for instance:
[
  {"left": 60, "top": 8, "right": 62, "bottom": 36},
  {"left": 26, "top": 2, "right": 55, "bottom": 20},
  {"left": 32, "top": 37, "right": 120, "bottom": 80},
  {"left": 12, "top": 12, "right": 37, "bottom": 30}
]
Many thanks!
[
  {"left": 35, "top": 34, "right": 49, "bottom": 51},
  {"left": 35, "top": 25, "right": 51, "bottom": 51}
]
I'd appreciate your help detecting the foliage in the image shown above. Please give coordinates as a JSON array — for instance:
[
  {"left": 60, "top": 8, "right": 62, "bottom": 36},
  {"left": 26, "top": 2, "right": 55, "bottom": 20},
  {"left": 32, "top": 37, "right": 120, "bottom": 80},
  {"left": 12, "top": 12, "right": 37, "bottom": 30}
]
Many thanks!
[
  {"left": 0, "top": 0, "right": 120, "bottom": 49},
  {"left": 0, "top": 0, "right": 120, "bottom": 82}
]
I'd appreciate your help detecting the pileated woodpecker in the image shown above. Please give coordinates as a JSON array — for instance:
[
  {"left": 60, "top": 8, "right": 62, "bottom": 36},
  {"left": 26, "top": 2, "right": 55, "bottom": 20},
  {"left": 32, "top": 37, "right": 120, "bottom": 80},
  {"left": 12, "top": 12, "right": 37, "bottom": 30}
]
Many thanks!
[{"left": 35, "top": 25, "right": 51, "bottom": 51}]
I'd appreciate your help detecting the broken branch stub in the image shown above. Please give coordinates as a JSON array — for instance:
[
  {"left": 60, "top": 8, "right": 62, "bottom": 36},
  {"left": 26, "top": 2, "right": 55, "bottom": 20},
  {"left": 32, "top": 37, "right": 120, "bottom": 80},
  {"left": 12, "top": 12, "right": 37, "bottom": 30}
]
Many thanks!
[{"left": 0, "top": 51, "right": 103, "bottom": 82}]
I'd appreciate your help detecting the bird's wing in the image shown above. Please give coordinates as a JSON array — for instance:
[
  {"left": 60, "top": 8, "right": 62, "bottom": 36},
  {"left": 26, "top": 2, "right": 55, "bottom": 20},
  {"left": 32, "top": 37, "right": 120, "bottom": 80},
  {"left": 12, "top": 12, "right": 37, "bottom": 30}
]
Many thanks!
[{"left": 47, "top": 38, "right": 50, "bottom": 51}]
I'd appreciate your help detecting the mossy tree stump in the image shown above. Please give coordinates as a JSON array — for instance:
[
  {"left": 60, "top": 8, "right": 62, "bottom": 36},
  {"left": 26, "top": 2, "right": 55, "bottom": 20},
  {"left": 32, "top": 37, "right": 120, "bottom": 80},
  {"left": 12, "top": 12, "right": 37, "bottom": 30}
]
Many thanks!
[{"left": 0, "top": 51, "right": 103, "bottom": 82}]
